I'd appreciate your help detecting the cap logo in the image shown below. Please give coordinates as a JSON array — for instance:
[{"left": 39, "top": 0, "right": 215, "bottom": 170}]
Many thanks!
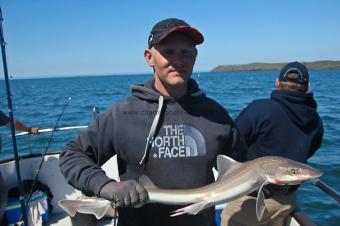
[
  {"left": 149, "top": 34, "right": 153, "bottom": 43},
  {"left": 282, "top": 68, "right": 307, "bottom": 82}
]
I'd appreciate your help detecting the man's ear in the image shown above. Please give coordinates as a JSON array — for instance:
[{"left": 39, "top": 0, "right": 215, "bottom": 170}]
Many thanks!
[
  {"left": 275, "top": 78, "right": 280, "bottom": 89},
  {"left": 144, "top": 49, "right": 154, "bottom": 67},
  {"left": 194, "top": 47, "right": 198, "bottom": 59}
]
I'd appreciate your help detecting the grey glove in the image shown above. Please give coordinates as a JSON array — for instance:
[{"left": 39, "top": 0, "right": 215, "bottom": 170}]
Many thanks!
[{"left": 99, "top": 180, "right": 148, "bottom": 207}]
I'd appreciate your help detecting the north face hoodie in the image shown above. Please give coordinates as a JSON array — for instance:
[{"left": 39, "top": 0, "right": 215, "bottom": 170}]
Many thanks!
[{"left": 59, "top": 78, "right": 247, "bottom": 226}]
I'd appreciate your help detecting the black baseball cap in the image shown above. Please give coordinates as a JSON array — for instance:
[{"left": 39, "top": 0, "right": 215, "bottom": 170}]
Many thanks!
[
  {"left": 278, "top": 62, "right": 309, "bottom": 86},
  {"left": 148, "top": 18, "right": 204, "bottom": 48}
]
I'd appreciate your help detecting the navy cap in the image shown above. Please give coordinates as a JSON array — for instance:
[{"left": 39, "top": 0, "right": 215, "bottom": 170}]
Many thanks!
[
  {"left": 148, "top": 18, "right": 204, "bottom": 48},
  {"left": 278, "top": 62, "right": 309, "bottom": 86}
]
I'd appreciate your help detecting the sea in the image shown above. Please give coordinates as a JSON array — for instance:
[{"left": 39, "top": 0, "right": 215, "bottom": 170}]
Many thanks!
[{"left": 0, "top": 69, "right": 339, "bottom": 225}]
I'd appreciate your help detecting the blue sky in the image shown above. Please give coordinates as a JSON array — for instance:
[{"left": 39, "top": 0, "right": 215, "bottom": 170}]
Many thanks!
[{"left": 0, "top": 0, "right": 339, "bottom": 78}]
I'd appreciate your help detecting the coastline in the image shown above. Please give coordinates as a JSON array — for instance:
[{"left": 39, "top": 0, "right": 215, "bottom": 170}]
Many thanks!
[{"left": 211, "top": 60, "right": 340, "bottom": 72}]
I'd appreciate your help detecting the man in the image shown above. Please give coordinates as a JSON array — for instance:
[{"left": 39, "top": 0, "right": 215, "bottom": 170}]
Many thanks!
[
  {"left": 0, "top": 110, "right": 39, "bottom": 224},
  {"left": 0, "top": 110, "right": 39, "bottom": 134},
  {"left": 0, "top": 109, "right": 39, "bottom": 152},
  {"left": 59, "top": 18, "right": 246, "bottom": 226},
  {"left": 221, "top": 62, "right": 324, "bottom": 226}
]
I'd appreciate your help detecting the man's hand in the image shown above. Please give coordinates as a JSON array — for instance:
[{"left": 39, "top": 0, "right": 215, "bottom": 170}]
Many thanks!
[
  {"left": 99, "top": 180, "right": 148, "bottom": 207},
  {"left": 29, "top": 127, "right": 39, "bottom": 134}
]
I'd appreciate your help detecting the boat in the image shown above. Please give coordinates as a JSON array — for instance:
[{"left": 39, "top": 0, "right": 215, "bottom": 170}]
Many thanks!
[
  {"left": 0, "top": 134, "right": 317, "bottom": 226},
  {"left": 0, "top": 142, "right": 119, "bottom": 226}
]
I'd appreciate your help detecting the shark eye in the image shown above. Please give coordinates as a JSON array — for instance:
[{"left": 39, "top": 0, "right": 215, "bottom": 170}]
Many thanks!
[{"left": 287, "top": 168, "right": 301, "bottom": 175}]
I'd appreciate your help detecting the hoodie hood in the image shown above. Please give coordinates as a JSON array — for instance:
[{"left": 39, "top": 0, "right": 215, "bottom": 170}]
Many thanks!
[
  {"left": 130, "top": 78, "right": 205, "bottom": 103},
  {"left": 271, "top": 90, "right": 320, "bottom": 130}
]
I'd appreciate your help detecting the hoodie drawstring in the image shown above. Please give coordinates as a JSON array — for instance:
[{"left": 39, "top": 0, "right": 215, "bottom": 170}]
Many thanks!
[{"left": 139, "top": 95, "right": 164, "bottom": 164}]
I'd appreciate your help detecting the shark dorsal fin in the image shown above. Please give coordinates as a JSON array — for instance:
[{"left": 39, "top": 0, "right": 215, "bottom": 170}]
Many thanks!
[{"left": 216, "top": 155, "right": 242, "bottom": 180}]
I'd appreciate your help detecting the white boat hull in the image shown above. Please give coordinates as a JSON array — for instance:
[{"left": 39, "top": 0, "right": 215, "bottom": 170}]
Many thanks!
[{"left": 0, "top": 152, "right": 118, "bottom": 225}]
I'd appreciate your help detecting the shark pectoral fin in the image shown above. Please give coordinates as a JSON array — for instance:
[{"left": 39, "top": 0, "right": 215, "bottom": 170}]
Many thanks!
[
  {"left": 256, "top": 190, "right": 265, "bottom": 222},
  {"left": 256, "top": 181, "right": 268, "bottom": 222},
  {"left": 216, "top": 155, "right": 243, "bottom": 180},
  {"left": 170, "top": 201, "right": 208, "bottom": 217},
  {"left": 139, "top": 175, "right": 158, "bottom": 191}
]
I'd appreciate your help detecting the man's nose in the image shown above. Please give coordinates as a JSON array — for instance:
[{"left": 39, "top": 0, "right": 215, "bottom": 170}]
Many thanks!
[{"left": 170, "top": 52, "right": 185, "bottom": 67}]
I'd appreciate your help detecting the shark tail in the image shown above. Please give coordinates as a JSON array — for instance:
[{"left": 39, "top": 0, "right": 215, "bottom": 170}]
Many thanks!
[{"left": 58, "top": 199, "right": 112, "bottom": 219}]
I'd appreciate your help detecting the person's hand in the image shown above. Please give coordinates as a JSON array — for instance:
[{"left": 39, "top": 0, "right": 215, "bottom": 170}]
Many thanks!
[
  {"left": 29, "top": 128, "right": 39, "bottom": 134},
  {"left": 99, "top": 180, "right": 148, "bottom": 207}
]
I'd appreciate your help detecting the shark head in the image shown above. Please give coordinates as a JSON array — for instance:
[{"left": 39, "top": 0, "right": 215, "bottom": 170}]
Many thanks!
[{"left": 261, "top": 157, "right": 323, "bottom": 185}]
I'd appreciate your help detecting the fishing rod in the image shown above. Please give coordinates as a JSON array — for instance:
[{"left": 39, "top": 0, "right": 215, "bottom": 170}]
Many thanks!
[
  {"left": 23, "top": 97, "right": 72, "bottom": 212},
  {"left": 312, "top": 179, "right": 340, "bottom": 203},
  {"left": 0, "top": 7, "right": 29, "bottom": 226}
]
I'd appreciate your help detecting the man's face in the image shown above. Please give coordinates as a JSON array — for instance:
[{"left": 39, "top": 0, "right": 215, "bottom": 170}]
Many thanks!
[{"left": 145, "top": 33, "right": 197, "bottom": 89}]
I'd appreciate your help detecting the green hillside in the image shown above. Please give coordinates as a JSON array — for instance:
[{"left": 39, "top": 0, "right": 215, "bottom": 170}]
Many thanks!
[{"left": 211, "top": 60, "right": 340, "bottom": 72}]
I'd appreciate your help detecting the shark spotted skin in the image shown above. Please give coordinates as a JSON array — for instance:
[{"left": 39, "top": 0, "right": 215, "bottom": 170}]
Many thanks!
[
  {"left": 140, "top": 155, "right": 322, "bottom": 221},
  {"left": 59, "top": 155, "right": 322, "bottom": 221}
]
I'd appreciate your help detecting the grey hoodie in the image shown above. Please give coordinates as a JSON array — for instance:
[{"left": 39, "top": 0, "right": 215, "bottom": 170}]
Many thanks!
[{"left": 59, "top": 78, "right": 247, "bottom": 226}]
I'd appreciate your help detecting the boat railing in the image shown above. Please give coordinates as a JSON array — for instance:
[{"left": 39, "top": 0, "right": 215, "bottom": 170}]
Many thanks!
[
  {"left": 14, "top": 125, "right": 88, "bottom": 137},
  {"left": 0, "top": 125, "right": 88, "bottom": 155}
]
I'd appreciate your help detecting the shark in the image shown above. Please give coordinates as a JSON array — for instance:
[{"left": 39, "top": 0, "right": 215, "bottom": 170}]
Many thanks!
[{"left": 59, "top": 155, "right": 322, "bottom": 221}]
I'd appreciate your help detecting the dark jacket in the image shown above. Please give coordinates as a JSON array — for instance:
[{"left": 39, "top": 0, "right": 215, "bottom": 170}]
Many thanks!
[
  {"left": 236, "top": 90, "right": 323, "bottom": 195},
  {"left": 59, "top": 78, "right": 247, "bottom": 226},
  {"left": 236, "top": 90, "right": 323, "bottom": 163}
]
